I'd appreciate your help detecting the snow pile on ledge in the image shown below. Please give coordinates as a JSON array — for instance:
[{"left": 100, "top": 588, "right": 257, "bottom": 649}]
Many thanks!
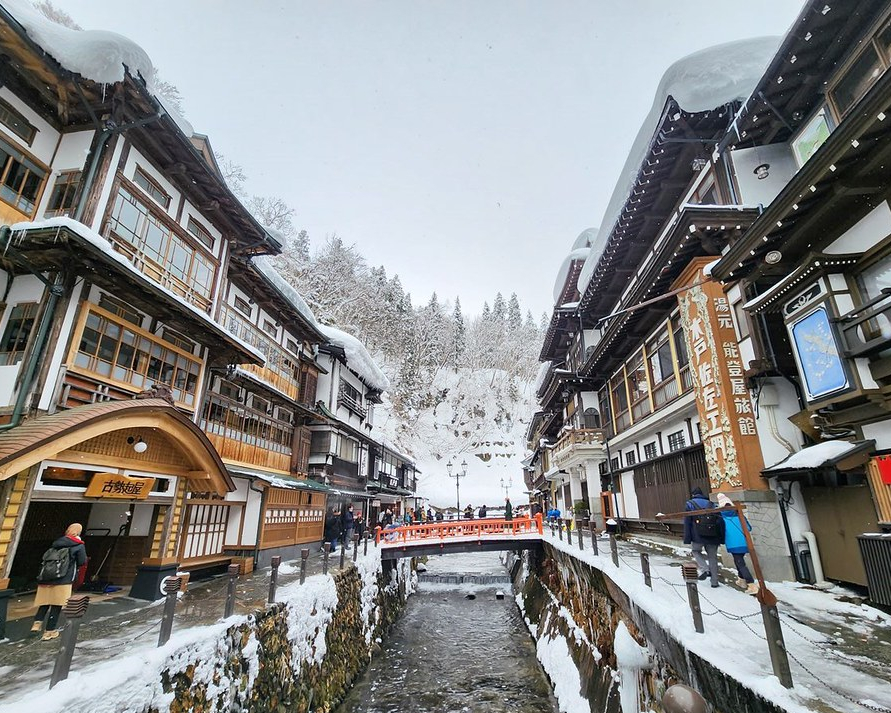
[
  {"left": 251, "top": 255, "right": 319, "bottom": 328},
  {"left": 3, "top": 0, "right": 155, "bottom": 87},
  {"left": 577, "top": 36, "right": 781, "bottom": 296},
  {"left": 552, "top": 248, "right": 590, "bottom": 306},
  {"left": 318, "top": 323, "right": 390, "bottom": 392},
  {"left": 534, "top": 361, "right": 551, "bottom": 394},
  {"left": 763, "top": 439, "right": 864, "bottom": 472}
]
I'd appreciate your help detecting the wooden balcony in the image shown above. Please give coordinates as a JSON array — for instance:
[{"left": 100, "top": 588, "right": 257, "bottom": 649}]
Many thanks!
[
  {"left": 551, "top": 428, "right": 607, "bottom": 471},
  {"left": 338, "top": 391, "right": 368, "bottom": 420},
  {"left": 205, "top": 432, "right": 291, "bottom": 473},
  {"left": 220, "top": 304, "right": 300, "bottom": 400}
]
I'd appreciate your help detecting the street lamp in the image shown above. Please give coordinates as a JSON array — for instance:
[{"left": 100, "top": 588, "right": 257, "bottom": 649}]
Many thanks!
[
  {"left": 448, "top": 460, "right": 467, "bottom": 516},
  {"left": 500, "top": 477, "right": 512, "bottom": 499}
]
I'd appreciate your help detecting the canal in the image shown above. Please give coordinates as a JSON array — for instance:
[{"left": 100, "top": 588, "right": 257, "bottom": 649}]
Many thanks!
[{"left": 335, "top": 552, "right": 560, "bottom": 713}]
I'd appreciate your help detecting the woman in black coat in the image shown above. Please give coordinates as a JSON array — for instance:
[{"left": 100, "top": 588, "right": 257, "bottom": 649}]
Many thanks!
[{"left": 32, "top": 523, "right": 87, "bottom": 641}]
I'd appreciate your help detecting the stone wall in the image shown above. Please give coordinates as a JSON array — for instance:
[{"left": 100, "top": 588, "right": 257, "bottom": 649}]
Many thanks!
[
  {"left": 513, "top": 544, "right": 788, "bottom": 713},
  {"left": 19, "top": 554, "right": 413, "bottom": 713}
]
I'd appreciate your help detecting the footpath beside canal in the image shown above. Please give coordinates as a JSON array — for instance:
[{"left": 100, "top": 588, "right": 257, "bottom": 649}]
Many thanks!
[{"left": 512, "top": 530, "right": 891, "bottom": 713}]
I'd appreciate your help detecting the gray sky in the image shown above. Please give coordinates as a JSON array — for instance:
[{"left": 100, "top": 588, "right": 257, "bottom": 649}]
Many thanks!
[{"left": 60, "top": 0, "right": 804, "bottom": 317}]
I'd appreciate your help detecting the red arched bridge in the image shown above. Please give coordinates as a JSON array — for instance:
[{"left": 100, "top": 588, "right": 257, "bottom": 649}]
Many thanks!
[{"left": 375, "top": 514, "right": 544, "bottom": 560}]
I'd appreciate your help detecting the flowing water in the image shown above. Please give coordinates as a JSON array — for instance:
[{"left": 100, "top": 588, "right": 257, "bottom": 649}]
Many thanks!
[{"left": 336, "top": 552, "right": 559, "bottom": 713}]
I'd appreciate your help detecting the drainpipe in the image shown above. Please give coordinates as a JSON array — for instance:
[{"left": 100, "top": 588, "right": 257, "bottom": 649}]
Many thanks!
[
  {"left": 249, "top": 478, "right": 268, "bottom": 568},
  {"left": 774, "top": 480, "right": 804, "bottom": 583},
  {"left": 802, "top": 530, "right": 833, "bottom": 589},
  {"left": 0, "top": 268, "right": 66, "bottom": 432}
]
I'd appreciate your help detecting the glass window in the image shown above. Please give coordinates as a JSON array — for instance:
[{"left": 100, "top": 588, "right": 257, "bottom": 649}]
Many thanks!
[
  {"left": 45, "top": 171, "right": 81, "bottom": 217},
  {"left": 625, "top": 450, "right": 636, "bottom": 466},
  {"left": 263, "top": 319, "right": 277, "bottom": 336},
  {"left": 133, "top": 167, "right": 171, "bottom": 209},
  {"left": 0, "top": 302, "right": 37, "bottom": 365},
  {"left": 791, "top": 108, "right": 833, "bottom": 166},
  {"left": 234, "top": 295, "right": 252, "bottom": 317},
  {"left": 667, "top": 430, "right": 687, "bottom": 452},
  {"left": 0, "top": 137, "right": 46, "bottom": 215},
  {"left": 186, "top": 216, "right": 214, "bottom": 249},
  {"left": 643, "top": 442, "right": 658, "bottom": 460},
  {"left": 832, "top": 44, "right": 884, "bottom": 115},
  {"left": 97, "top": 294, "right": 143, "bottom": 326},
  {"left": 0, "top": 98, "right": 36, "bottom": 144},
  {"left": 858, "top": 255, "right": 891, "bottom": 302}
]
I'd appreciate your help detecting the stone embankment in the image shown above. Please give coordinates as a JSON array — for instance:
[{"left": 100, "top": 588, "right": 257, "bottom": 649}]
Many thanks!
[{"left": 2, "top": 551, "right": 413, "bottom": 713}]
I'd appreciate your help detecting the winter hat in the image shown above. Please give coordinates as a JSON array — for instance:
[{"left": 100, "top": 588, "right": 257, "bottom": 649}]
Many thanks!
[
  {"left": 691, "top": 487, "right": 704, "bottom": 497},
  {"left": 716, "top": 493, "right": 733, "bottom": 508}
]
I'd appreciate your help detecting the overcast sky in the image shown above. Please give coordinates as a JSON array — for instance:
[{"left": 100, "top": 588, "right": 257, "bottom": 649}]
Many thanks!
[{"left": 59, "top": 0, "right": 804, "bottom": 317}]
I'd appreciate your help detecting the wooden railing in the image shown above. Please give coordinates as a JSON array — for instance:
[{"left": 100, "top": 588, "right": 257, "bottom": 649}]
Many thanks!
[
  {"left": 375, "top": 514, "right": 543, "bottom": 545},
  {"left": 554, "top": 427, "right": 605, "bottom": 453},
  {"left": 338, "top": 390, "right": 368, "bottom": 419},
  {"left": 219, "top": 303, "right": 300, "bottom": 400}
]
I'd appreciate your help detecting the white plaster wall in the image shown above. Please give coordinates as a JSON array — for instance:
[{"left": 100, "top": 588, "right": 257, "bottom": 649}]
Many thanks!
[
  {"left": 730, "top": 143, "right": 798, "bottom": 207},
  {"left": 862, "top": 418, "right": 891, "bottom": 449},
  {"left": 0, "top": 275, "right": 46, "bottom": 406},
  {"left": 0, "top": 87, "right": 60, "bottom": 165},
  {"left": 180, "top": 200, "right": 222, "bottom": 251},
  {"left": 620, "top": 471, "right": 639, "bottom": 518},
  {"left": 315, "top": 353, "right": 335, "bottom": 410},
  {"left": 754, "top": 378, "right": 803, "bottom": 469},
  {"left": 825, "top": 201, "right": 891, "bottom": 254},
  {"left": 240, "top": 485, "right": 262, "bottom": 547},
  {"left": 225, "top": 505, "right": 244, "bottom": 547}
]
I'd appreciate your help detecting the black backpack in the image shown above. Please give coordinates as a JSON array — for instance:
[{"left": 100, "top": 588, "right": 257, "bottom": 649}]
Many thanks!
[
  {"left": 693, "top": 509, "right": 721, "bottom": 539},
  {"left": 37, "top": 545, "right": 70, "bottom": 583}
]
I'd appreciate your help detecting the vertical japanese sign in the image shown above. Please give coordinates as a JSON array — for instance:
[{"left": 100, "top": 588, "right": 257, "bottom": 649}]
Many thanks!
[{"left": 673, "top": 258, "right": 765, "bottom": 491}]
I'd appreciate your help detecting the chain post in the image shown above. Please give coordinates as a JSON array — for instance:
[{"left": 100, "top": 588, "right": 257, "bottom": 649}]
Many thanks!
[
  {"left": 157, "top": 576, "right": 181, "bottom": 647},
  {"left": 49, "top": 595, "right": 89, "bottom": 688},
  {"left": 300, "top": 548, "right": 309, "bottom": 584},
  {"left": 589, "top": 522, "right": 599, "bottom": 555},
  {"left": 609, "top": 534, "right": 619, "bottom": 567},
  {"left": 268, "top": 555, "right": 281, "bottom": 604},
  {"left": 353, "top": 534, "right": 359, "bottom": 562},
  {"left": 323, "top": 542, "right": 331, "bottom": 575},
  {"left": 681, "top": 563, "right": 705, "bottom": 633},
  {"left": 762, "top": 603, "right": 794, "bottom": 688},
  {"left": 578, "top": 521, "right": 584, "bottom": 551},
  {"left": 224, "top": 563, "right": 240, "bottom": 618},
  {"left": 339, "top": 541, "right": 347, "bottom": 569},
  {"left": 558, "top": 519, "right": 563, "bottom": 541},
  {"left": 364, "top": 531, "right": 369, "bottom": 556},
  {"left": 640, "top": 552, "right": 652, "bottom": 588}
]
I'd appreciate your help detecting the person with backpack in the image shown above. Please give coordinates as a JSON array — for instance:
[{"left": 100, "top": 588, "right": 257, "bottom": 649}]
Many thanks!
[
  {"left": 32, "top": 523, "right": 87, "bottom": 641},
  {"left": 717, "top": 493, "right": 759, "bottom": 596},
  {"left": 340, "top": 504, "right": 355, "bottom": 548},
  {"left": 683, "top": 487, "right": 724, "bottom": 588},
  {"left": 477, "top": 504, "right": 487, "bottom": 519}
]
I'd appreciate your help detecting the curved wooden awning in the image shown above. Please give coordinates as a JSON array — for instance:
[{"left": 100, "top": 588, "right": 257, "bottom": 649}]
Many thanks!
[{"left": 0, "top": 399, "right": 233, "bottom": 494}]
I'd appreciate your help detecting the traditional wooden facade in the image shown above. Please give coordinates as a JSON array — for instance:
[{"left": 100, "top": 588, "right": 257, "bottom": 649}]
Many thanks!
[
  {"left": 0, "top": 3, "right": 331, "bottom": 595},
  {"left": 708, "top": 0, "right": 891, "bottom": 588}
]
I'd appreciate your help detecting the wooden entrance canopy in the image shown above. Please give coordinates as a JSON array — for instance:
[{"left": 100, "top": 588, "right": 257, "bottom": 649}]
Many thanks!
[{"left": 0, "top": 398, "right": 233, "bottom": 494}]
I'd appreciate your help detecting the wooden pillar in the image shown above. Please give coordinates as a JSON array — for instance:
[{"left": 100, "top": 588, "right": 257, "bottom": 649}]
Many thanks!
[
  {"left": 672, "top": 257, "right": 766, "bottom": 492},
  {"left": 164, "top": 478, "right": 188, "bottom": 558}
]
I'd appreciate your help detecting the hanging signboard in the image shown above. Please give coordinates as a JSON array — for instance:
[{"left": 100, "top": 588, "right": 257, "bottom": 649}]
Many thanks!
[
  {"left": 673, "top": 257, "right": 766, "bottom": 491},
  {"left": 85, "top": 472, "right": 155, "bottom": 499}
]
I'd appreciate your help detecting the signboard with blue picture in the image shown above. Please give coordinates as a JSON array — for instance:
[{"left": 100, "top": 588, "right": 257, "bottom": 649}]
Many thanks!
[{"left": 789, "top": 305, "right": 848, "bottom": 401}]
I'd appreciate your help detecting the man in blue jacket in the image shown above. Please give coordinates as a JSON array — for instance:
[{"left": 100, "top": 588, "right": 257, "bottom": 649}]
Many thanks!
[{"left": 683, "top": 487, "right": 724, "bottom": 588}]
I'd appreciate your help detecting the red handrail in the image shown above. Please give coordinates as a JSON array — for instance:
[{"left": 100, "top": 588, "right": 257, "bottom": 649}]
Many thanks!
[{"left": 376, "top": 513, "right": 543, "bottom": 545}]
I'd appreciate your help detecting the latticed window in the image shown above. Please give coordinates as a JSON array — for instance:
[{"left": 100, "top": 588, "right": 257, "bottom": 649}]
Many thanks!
[
  {"left": 45, "top": 171, "right": 81, "bottom": 217},
  {"left": 625, "top": 450, "right": 636, "bottom": 467},
  {"left": 667, "top": 430, "right": 687, "bottom": 452},
  {"left": 643, "top": 442, "right": 658, "bottom": 460},
  {"left": 73, "top": 305, "right": 201, "bottom": 407},
  {"left": 0, "top": 137, "right": 45, "bottom": 215}
]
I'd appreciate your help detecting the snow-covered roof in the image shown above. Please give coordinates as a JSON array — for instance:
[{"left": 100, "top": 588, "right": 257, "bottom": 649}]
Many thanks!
[
  {"left": 9, "top": 217, "right": 265, "bottom": 363},
  {"left": 317, "top": 323, "right": 390, "bottom": 393},
  {"left": 534, "top": 362, "right": 552, "bottom": 393},
  {"left": 2, "top": 0, "right": 155, "bottom": 88},
  {"left": 552, "top": 248, "right": 589, "bottom": 306},
  {"left": 763, "top": 440, "right": 873, "bottom": 472},
  {"left": 577, "top": 36, "right": 781, "bottom": 296},
  {"left": 250, "top": 255, "right": 319, "bottom": 331}
]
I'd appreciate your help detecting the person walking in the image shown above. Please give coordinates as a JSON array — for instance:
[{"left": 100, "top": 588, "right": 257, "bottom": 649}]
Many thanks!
[
  {"left": 381, "top": 508, "right": 394, "bottom": 527},
  {"left": 32, "top": 523, "right": 87, "bottom": 641},
  {"left": 477, "top": 504, "right": 487, "bottom": 519},
  {"left": 463, "top": 504, "right": 474, "bottom": 519},
  {"left": 717, "top": 493, "right": 759, "bottom": 596},
  {"left": 340, "top": 504, "right": 355, "bottom": 548},
  {"left": 324, "top": 507, "right": 340, "bottom": 552},
  {"left": 435, "top": 510, "right": 444, "bottom": 522},
  {"left": 504, "top": 498, "right": 513, "bottom": 521},
  {"left": 683, "top": 487, "right": 724, "bottom": 588}
]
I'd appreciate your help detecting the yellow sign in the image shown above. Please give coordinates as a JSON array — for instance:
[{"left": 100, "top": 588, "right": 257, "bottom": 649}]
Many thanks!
[{"left": 85, "top": 473, "right": 155, "bottom": 499}]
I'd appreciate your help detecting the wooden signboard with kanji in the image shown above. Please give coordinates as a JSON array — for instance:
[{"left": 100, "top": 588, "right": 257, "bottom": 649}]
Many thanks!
[
  {"left": 85, "top": 472, "right": 155, "bottom": 499},
  {"left": 673, "top": 257, "right": 766, "bottom": 491}
]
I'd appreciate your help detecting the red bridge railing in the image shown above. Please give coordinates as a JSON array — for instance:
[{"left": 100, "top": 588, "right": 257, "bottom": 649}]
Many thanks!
[{"left": 375, "top": 513, "right": 543, "bottom": 545}]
